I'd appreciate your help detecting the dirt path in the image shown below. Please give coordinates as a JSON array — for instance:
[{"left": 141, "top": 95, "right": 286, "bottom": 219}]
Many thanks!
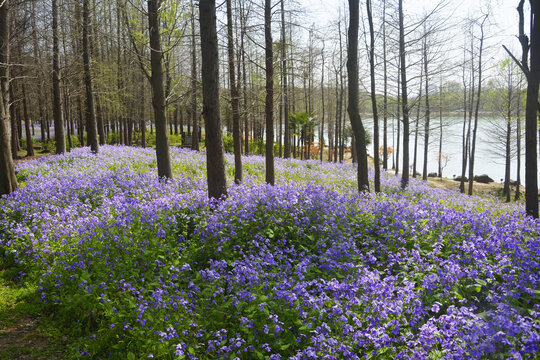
[{"left": 0, "top": 273, "right": 64, "bottom": 359}]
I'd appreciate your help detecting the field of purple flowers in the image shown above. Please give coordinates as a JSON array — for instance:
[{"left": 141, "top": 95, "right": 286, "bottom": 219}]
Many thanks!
[{"left": 1, "top": 145, "right": 539, "bottom": 359}]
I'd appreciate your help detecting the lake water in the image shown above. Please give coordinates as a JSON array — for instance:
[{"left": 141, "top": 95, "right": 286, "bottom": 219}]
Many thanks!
[{"left": 362, "top": 116, "right": 531, "bottom": 183}]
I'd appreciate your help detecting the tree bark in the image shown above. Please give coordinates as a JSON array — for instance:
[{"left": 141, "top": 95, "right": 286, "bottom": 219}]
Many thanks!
[
  {"left": 21, "top": 81, "right": 34, "bottom": 157},
  {"left": 227, "top": 0, "right": 242, "bottom": 184},
  {"left": 367, "top": 0, "right": 380, "bottom": 192},
  {"left": 265, "top": 0, "right": 275, "bottom": 185},
  {"left": 347, "top": 0, "right": 369, "bottom": 191},
  {"left": 281, "top": 0, "right": 290, "bottom": 159},
  {"left": 148, "top": 0, "right": 172, "bottom": 179},
  {"left": 199, "top": 0, "right": 227, "bottom": 199},
  {"left": 52, "top": 0, "right": 65, "bottom": 154},
  {"left": 0, "top": 0, "right": 17, "bottom": 196},
  {"left": 382, "top": 0, "right": 388, "bottom": 170},
  {"left": 191, "top": 0, "right": 199, "bottom": 151},
  {"left": 398, "top": 0, "right": 410, "bottom": 188},
  {"left": 422, "top": 38, "right": 430, "bottom": 181},
  {"left": 525, "top": 0, "right": 539, "bottom": 218},
  {"left": 83, "top": 0, "right": 99, "bottom": 153},
  {"left": 468, "top": 15, "right": 488, "bottom": 195}
]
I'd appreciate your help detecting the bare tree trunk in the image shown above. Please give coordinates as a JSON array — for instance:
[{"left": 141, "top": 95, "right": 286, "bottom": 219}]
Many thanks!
[
  {"left": 395, "top": 63, "right": 400, "bottom": 175},
  {"left": 227, "top": 0, "right": 242, "bottom": 184},
  {"left": 347, "top": 0, "right": 369, "bottom": 191},
  {"left": 265, "top": 0, "right": 274, "bottom": 185},
  {"left": 140, "top": 73, "right": 146, "bottom": 147},
  {"left": 438, "top": 74, "right": 443, "bottom": 177},
  {"left": 504, "top": 83, "right": 512, "bottom": 202},
  {"left": 0, "top": 0, "right": 18, "bottom": 195},
  {"left": 516, "top": 77, "right": 522, "bottom": 200},
  {"left": 281, "top": 0, "right": 290, "bottom": 159},
  {"left": 21, "top": 81, "right": 34, "bottom": 157},
  {"left": 468, "top": 15, "right": 488, "bottom": 195},
  {"left": 9, "top": 86, "right": 18, "bottom": 157},
  {"left": 422, "top": 38, "right": 430, "bottom": 181},
  {"left": 367, "top": 0, "right": 380, "bottom": 192},
  {"left": 52, "top": 0, "right": 65, "bottom": 154},
  {"left": 240, "top": 1, "right": 249, "bottom": 155},
  {"left": 148, "top": 0, "right": 172, "bottom": 179},
  {"left": 174, "top": 107, "right": 178, "bottom": 135},
  {"left": 83, "top": 0, "right": 99, "bottom": 153},
  {"left": 524, "top": 0, "right": 539, "bottom": 218},
  {"left": 460, "top": 40, "right": 471, "bottom": 193},
  {"left": 191, "top": 0, "right": 199, "bottom": 151},
  {"left": 320, "top": 40, "right": 325, "bottom": 162},
  {"left": 413, "top": 63, "right": 422, "bottom": 178},
  {"left": 382, "top": 0, "right": 388, "bottom": 170},
  {"left": 398, "top": 0, "right": 410, "bottom": 188},
  {"left": 200, "top": 0, "right": 227, "bottom": 199}
]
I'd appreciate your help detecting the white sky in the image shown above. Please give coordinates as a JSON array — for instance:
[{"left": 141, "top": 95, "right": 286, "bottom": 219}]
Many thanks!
[{"left": 298, "top": 0, "right": 526, "bottom": 55}]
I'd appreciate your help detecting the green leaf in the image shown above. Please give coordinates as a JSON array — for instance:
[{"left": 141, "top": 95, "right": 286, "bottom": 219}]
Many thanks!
[
  {"left": 280, "top": 343, "right": 291, "bottom": 351},
  {"left": 127, "top": 352, "right": 135, "bottom": 360}
]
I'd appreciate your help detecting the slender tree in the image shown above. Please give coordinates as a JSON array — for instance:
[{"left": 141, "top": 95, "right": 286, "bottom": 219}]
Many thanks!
[
  {"left": 199, "top": 0, "right": 227, "bottom": 199},
  {"left": 347, "top": 0, "right": 369, "bottom": 191},
  {"left": 366, "top": 0, "right": 380, "bottom": 192},
  {"left": 524, "top": 0, "right": 539, "bottom": 218},
  {"left": 191, "top": 0, "right": 199, "bottom": 151},
  {"left": 468, "top": 14, "right": 488, "bottom": 195},
  {"left": 83, "top": 0, "right": 99, "bottom": 153},
  {"left": 0, "top": 0, "right": 17, "bottom": 195},
  {"left": 52, "top": 0, "right": 65, "bottom": 154},
  {"left": 398, "top": 0, "right": 410, "bottom": 188},
  {"left": 148, "top": 0, "right": 172, "bottom": 179},
  {"left": 281, "top": 0, "right": 290, "bottom": 159},
  {"left": 226, "top": 0, "right": 242, "bottom": 184},
  {"left": 382, "top": 0, "right": 389, "bottom": 170},
  {"left": 265, "top": 0, "right": 275, "bottom": 185}
]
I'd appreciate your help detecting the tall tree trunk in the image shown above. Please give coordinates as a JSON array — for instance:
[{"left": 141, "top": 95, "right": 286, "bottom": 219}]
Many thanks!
[
  {"left": 382, "top": 0, "right": 388, "bottom": 170},
  {"left": 174, "top": 106, "right": 178, "bottom": 135},
  {"left": 398, "top": 0, "right": 410, "bottom": 188},
  {"left": 83, "top": 0, "right": 99, "bottom": 153},
  {"left": 191, "top": 0, "right": 199, "bottom": 151},
  {"left": 96, "top": 97, "right": 105, "bottom": 145},
  {"left": 9, "top": 87, "right": 18, "bottom": 157},
  {"left": 0, "top": 0, "right": 17, "bottom": 195},
  {"left": 31, "top": 1, "right": 46, "bottom": 145},
  {"left": 422, "top": 38, "right": 430, "bottom": 181},
  {"left": 438, "top": 74, "right": 444, "bottom": 177},
  {"left": 52, "top": 0, "right": 65, "bottom": 154},
  {"left": 524, "top": 0, "right": 539, "bottom": 218},
  {"left": 367, "top": 0, "right": 380, "bottom": 192},
  {"left": 239, "top": 1, "right": 249, "bottom": 155},
  {"left": 265, "top": 0, "right": 275, "bottom": 185},
  {"left": 413, "top": 63, "right": 422, "bottom": 178},
  {"left": 460, "top": 40, "right": 471, "bottom": 193},
  {"left": 199, "top": 0, "right": 227, "bottom": 199},
  {"left": 21, "top": 81, "right": 34, "bottom": 157},
  {"left": 504, "top": 82, "right": 512, "bottom": 202},
  {"left": 347, "top": 0, "right": 369, "bottom": 191},
  {"left": 148, "top": 0, "right": 172, "bottom": 179},
  {"left": 227, "top": 0, "right": 242, "bottom": 184},
  {"left": 468, "top": 15, "right": 487, "bottom": 196},
  {"left": 320, "top": 40, "right": 325, "bottom": 162},
  {"left": 281, "top": 0, "right": 290, "bottom": 158},
  {"left": 516, "top": 78, "right": 522, "bottom": 200}
]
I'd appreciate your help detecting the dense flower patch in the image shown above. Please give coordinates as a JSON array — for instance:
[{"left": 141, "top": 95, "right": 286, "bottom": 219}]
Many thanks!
[{"left": 1, "top": 145, "right": 539, "bottom": 359}]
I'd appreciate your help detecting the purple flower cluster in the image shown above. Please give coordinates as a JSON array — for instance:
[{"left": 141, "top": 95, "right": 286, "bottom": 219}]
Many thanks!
[{"left": 0, "top": 145, "right": 538, "bottom": 359}]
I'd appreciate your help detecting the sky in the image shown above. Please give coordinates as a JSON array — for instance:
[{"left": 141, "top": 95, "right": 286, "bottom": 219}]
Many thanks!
[{"left": 298, "top": 0, "right": 527, "bottom": 57}]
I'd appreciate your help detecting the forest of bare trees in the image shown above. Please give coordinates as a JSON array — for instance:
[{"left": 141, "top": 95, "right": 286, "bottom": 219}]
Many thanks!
[{"left": 0, "top": 0, "right": 538, "bottom": 216}]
